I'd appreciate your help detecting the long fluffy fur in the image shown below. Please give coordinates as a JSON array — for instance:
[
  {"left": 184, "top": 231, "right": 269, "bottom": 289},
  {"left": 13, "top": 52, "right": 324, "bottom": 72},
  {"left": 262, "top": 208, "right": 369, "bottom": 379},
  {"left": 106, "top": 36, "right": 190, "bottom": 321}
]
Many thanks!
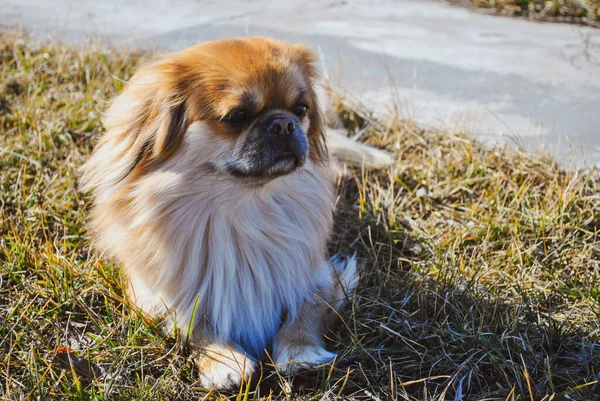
[
  {"left": 83, "top": 122, "right": 336, "bottom": 356},
  {"left": 81, "top": 38, "right": 383, "bottom": 386}
]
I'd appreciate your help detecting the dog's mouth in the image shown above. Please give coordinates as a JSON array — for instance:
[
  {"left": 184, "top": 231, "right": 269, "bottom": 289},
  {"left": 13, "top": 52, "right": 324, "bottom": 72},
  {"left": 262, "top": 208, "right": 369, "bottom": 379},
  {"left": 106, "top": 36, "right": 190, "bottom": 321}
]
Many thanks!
[
  {"left": 226, "top": 152, "right": 304, "bottom": 181},
  {"left": 271, "top": 152, "right": 299, "bottom": 169}
]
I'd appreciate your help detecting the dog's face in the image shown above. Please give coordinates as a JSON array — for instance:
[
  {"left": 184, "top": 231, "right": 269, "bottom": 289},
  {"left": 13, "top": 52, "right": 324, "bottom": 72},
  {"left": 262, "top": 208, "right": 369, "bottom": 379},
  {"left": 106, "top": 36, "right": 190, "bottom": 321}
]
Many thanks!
[
  {"left": 103, "top": 38, "right": 326, "bottom": 185},
  {"left": 190, "top": 40, "right": 321, "bottom": 179}
]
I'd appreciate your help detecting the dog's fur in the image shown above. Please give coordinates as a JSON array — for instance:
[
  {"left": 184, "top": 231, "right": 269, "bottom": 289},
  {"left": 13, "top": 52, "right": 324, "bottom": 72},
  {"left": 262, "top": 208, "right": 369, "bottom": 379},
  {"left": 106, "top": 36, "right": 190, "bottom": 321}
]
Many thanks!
[{"left": 80, "top": 37, "right": 387, "bottom": 389}]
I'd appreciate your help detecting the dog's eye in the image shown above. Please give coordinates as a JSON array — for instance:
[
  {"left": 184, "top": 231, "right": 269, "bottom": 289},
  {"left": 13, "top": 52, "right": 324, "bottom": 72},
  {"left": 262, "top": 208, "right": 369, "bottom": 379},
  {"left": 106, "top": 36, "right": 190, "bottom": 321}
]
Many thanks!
[
  {"left": 292, "top": 104, "right": 308, "bottom": 119},
  {"left": 225, "top": 109, "right": 248, "bottom": 124}
]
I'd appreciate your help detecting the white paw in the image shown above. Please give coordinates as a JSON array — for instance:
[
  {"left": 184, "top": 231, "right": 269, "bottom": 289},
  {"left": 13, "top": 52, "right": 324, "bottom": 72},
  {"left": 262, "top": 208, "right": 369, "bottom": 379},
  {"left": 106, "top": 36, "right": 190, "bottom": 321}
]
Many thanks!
[
  {"left": 274, "top": 345, "right": 337, "bottom": 374},
  {"left": 329, "top": 253, "right": 359, "bottom": 310},
  {"left": 197, "top": 352, "right": 255, "bottom": 390}
]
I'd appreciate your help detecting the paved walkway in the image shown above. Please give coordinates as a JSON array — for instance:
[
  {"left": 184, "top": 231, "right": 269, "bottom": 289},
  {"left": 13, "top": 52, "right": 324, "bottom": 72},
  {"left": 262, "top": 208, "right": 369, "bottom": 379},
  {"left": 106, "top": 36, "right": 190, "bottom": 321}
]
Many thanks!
[{"left": 3, "top": 0, "right": 599, "bottom": 166}]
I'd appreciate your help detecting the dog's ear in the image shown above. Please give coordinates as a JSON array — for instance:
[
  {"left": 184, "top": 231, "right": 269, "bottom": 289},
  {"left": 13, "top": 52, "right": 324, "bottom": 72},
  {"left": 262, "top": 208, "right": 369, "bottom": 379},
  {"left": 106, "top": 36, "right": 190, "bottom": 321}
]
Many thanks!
[
  {"left": 293, "top": 44, "right": 328, "bottom": 165},
  {"left": 97, "top": 58, "right": 188, "bottom": 182},
  {"left": 307, "top": 95, "right": 327, "bottom": 166}
]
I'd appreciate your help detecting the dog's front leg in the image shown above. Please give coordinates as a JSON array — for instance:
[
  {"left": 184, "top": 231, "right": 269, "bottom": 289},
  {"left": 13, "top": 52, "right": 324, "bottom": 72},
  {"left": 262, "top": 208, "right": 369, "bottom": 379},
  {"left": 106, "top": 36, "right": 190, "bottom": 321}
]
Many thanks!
[
  {"left": 272, "top": 299, "right": 336, "bottom": 374},
  {"left": 191, "top": 336, "right": 256, "bottom": 390}
]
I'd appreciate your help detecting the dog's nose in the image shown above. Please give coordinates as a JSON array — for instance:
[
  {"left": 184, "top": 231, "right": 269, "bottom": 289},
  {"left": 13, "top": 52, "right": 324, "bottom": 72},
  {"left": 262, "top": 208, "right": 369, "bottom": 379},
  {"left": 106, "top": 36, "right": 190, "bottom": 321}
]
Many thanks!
[{"left": 266, "top": 116, "right": 296, "bottom": 135}]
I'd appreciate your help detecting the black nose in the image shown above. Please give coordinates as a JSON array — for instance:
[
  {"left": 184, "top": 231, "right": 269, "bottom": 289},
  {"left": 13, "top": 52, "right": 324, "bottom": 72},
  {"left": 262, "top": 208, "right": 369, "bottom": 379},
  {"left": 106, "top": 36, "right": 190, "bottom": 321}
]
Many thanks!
[{"left": 266, "top": 116, "right": 296, "bottom": 135}]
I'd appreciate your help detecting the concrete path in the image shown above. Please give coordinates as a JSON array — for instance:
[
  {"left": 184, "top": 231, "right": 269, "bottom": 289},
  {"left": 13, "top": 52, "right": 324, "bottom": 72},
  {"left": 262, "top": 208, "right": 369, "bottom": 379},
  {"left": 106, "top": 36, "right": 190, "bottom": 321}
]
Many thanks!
[{"left": 3, "top": 0, "right": 599, "bottom": 167}]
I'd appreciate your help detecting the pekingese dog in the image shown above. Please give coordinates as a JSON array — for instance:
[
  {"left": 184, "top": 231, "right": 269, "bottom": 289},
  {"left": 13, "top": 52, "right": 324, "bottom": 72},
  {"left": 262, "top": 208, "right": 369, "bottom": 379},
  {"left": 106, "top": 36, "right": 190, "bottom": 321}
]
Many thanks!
[{"left": 80, "top": 37, "right": 390, "bottom": 389}]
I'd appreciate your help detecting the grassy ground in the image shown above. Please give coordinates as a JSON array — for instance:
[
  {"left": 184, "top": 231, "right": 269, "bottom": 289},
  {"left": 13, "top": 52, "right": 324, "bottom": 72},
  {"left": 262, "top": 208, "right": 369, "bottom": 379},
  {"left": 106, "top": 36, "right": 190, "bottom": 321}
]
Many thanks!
[
  {"left": 449, "top": 0, "right": 600, "bottom": 25},
  {"left": 1, "top": 28, "right": 599, "bottom": 400}
]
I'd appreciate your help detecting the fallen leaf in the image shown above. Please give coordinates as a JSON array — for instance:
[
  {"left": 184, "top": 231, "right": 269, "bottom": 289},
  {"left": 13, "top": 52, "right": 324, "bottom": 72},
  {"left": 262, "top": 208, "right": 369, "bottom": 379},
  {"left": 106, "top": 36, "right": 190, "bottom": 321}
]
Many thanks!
[{"left": 52, "top": 347, "right": 103, "bottom": 381}]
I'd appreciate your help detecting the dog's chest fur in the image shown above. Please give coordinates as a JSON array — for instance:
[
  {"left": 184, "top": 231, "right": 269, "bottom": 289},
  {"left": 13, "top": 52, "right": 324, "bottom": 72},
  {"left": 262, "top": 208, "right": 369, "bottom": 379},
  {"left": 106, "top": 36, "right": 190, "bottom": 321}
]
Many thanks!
[{"left": 117, "top": 165, "right": 334, "bottom": 357}]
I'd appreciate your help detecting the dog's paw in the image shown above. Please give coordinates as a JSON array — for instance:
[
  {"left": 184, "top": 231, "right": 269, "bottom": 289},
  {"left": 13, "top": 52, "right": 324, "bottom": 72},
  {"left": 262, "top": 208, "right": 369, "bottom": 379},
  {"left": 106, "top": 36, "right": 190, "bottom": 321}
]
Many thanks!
[
  {"left": 195, "top": 346, "right": 255, "bottom": 390},
  {"left": 198, "top": 360, "right": 254, "bottom": 389},
  {"left": 274, "top": 345, "right": 336, "bottom": 374}
]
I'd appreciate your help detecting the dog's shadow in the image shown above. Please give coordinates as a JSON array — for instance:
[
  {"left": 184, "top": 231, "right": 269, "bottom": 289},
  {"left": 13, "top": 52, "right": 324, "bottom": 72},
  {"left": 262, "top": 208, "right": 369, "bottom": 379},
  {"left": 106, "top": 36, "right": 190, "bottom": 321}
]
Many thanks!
[{"left": 247, "top": 172, "right": 599, "bottom": 401}]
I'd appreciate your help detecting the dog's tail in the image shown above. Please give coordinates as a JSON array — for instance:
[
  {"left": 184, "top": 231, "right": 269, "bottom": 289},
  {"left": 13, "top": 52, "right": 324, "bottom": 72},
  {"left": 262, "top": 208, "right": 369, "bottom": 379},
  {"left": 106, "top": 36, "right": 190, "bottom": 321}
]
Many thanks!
[
  {"left": 328, "top": 254, "right": 359, "bottom": 312},
  {"left": 317, "top": 80, "right": 394, "bottom": 170},
  {"left": 326, "top": 129, "right": 394, "bottom": 169}
]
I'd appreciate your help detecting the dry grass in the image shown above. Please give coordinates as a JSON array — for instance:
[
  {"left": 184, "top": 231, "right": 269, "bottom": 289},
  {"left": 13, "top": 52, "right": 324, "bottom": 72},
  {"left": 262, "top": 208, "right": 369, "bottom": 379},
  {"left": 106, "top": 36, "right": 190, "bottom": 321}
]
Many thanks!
[
  {"left": 450, "top": 0, "right": 600, "bottom": 25},
  {"left": 1, "top": 28, "right": 599, "bottom": 400}
]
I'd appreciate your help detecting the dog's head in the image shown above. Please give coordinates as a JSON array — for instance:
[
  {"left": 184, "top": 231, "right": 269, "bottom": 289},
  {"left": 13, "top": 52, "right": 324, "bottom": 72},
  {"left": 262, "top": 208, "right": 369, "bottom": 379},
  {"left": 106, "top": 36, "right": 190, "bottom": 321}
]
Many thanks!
[{"left": 96, "top": 37, "right": 326, "bottom": 186}]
